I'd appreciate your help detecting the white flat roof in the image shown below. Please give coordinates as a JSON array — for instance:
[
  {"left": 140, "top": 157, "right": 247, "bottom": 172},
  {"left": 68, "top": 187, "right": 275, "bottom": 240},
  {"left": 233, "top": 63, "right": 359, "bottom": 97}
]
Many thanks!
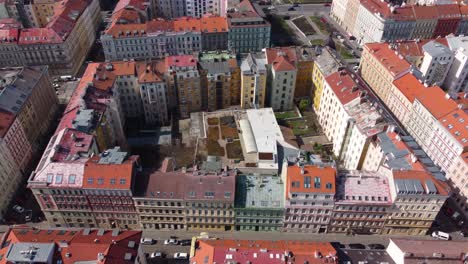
[{"left": 246, "top": 108, "right": 284, "bottom": 155}]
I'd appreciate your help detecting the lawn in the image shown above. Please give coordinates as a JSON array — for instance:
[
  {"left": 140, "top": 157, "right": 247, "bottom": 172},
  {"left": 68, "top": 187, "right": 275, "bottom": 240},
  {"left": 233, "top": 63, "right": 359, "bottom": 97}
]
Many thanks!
[
  {"left": 292, "top": 17, "right": 316, "bottom": 36},
  {"left": 285, "top": 119, "right": 317, "bottom": 137},
  {"left": 310, "top": 16, "right": 330, "bottom": 35},
  {"left": 275, "top": 111, "right": 298, "bottom": 120},
  {"left": 208, "top": 126, "right": 220, "bottom": 141},
  {"left": 226, "top": 141, "right": 243, "bottom": 160},
  {"left": 337, "top": 44, "right": 354, "bottom": 59},
  {"left": 207, "top": 117, "right": 219, "bottom": 125},
  {"left": 310, "top": 39, "right": 325, "bottom": 46}
]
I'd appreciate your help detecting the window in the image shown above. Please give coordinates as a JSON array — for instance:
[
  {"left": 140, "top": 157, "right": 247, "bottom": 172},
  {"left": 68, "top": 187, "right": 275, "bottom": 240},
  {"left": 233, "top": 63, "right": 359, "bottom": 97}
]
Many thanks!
[
  {"left": 88, "top": 178, "right": 94, "bottom": 184},
  {"left": 46, "top": 174, "right": 53, "bottom": 183},
  {"left": 69, "top": 174, "right": 76, "bottom": 184},
  {"left": 55, "top": 174, "right": 63, "bottom": 184},
  {"left": 97, "top": 178, "right": 104, "bottom": 185},
  {"left": 224, "top": 192, "right": 231, "bottom": 198},
  {"left": 205, "top": 192, "right": 215, "bottom": 198},
  {"left": 120, "top": 179, "right": 126, "bottom": 185},
  {"left": 326, "top": 183, "right": 333, "bottom": 189},
  {"left": 110, "top": 178, "right": 116, "bottom": 185}
]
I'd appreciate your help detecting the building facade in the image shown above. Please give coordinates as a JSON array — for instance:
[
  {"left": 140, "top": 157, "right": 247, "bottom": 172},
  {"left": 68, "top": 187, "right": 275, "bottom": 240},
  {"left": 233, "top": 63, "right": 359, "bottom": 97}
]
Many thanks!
[{"left": 240, "top": 52, "right": 267, "bottom": 109}]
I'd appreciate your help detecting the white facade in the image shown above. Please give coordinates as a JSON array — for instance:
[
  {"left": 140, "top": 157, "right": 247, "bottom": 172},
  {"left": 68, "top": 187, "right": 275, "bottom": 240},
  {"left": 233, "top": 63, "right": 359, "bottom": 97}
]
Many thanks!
[
  {"left": 116, "top": 74, "right": 143, "bottom": 118},
  {"left": 446, "top": 155, "right": 468, "bottom": 219},
  {"left": 444, "top": 36, "right": 468, "bottom": 94},
  {"left": 353, "top": 5, "right": 385, "bottom": 44},
  {"left": 419, "top": 41, "right": 454, "bottom": 86},
  {"left": 185, "top": 0, "right": 226, "bottom": 17},
  {"left": 330, "top": 0, "right": 349, "bottom": 26},
  {"left": 152, "top": 0, "right": 186, "bottom": 18},
  {"left": 406, "top": 98, "right": 438, "bottom": 152},
  {"left": 139, "top": 81, "right": 168, "bottom": 125},
  {"left": 269, "top": 69, "right": 297, "bottom": 111}
]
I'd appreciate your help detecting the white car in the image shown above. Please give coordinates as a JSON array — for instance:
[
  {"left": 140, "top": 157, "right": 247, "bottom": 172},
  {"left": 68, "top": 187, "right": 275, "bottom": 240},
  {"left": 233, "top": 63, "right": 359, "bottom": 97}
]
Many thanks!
[
  {"left": 432, "top": 231, "right": 450, "bottom": 240},
  {"left": 140, "top": 237, "right": 154, "bottom": 245},
  {"left": 164, "top": 238, "right": 179, "bottom": 245},
  {"left": 13, "top": 205, "right": 24, "bottom": 214},
  {"left": 267, "top": 5, "right": 275, "bottom": 10},
  {"left": 174, "top": 252, "right": 188, "bottom": 259}
]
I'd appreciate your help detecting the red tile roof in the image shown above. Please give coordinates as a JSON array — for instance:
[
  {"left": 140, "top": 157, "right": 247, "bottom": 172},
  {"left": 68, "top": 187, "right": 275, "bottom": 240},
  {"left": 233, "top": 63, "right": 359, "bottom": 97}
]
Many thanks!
[
  {"left": 201, "top": 15, "right": 228, "bottom": 33},
  {"left": 82, "top": 154, "right": 139, "bottom": 190},
  {"left": 0, "top": 109, "right": 14, "bottom": 138},
  {"left": 51, "top": 128, "right": 94, "bottom": 162},
  {"left": 439, "top": 109, "right": 468, "bottom": 147},
  {"left": 415, "top": 86, "right": 458, "bottom": 119},
  {"left": 184, "top": 169, "right": 236, "bottom": 202},
  {"left": 286, "top": 165, "right": 336, "bottom": 196},
  {"left": 392, "top": 73, "right": 426, "bottom": 103},
  {"left": 192, "top": 239, "right": 337, "bottom": 264},
  {"left": 0, "top": 28, "right": 18, "bottom": 43},
  {"left": 0, "top": 226, "right": 142, "bottom": 264},
  {"left": 436, "top": 4, "right": 461, "bottom": 19},
  {"left": 412, "top": 5, "right": 438, "bottom": 20},
  {"left": 325, "top": 71, "right": 361, "bottom": 105},
  {"left": 135, "top": 61, "right": 164, "bottom": 83},
  {"left": 364, "top": 43, "right": 411, "bottom": 78},
  {"left": 165, "top": 54, "right": 197, "bottom": 68},
  {"left": 265, "top": 47, "right": 297, "bottom": 71}
]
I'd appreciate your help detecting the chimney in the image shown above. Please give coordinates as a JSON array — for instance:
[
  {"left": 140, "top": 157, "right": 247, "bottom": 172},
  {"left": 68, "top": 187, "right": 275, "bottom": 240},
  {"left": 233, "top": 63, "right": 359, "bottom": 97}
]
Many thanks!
[{"left": 300, "top": 166, "right": 304, "bottom": 175}]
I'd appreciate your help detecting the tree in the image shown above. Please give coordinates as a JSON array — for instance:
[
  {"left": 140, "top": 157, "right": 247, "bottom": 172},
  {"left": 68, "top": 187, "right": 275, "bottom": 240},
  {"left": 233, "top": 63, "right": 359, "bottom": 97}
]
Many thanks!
[{"left": 299, "top": 99, "right": 308, "bottom": 111}]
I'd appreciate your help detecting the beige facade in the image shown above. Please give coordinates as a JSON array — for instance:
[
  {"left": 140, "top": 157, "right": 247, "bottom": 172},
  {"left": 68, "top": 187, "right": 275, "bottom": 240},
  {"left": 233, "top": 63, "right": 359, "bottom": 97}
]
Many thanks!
[
  {"left": 240, "top": 53, "right": 267, "bottom": 109},
  {"left": 0, "top": 141, "right": 22, "bottom": 217},
  {"left": 32, "top": 0, "right": 56, "bottom": 27},
  {"left": 447, "top": 155, "right": 468, "bottom": 219}
]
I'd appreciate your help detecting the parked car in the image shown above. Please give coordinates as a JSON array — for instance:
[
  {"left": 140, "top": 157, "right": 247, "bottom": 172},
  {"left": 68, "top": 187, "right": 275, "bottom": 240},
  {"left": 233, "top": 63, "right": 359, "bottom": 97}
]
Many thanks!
[
  {"left": 53, "top": 83, "right": 60, "bottom": 89},
  {"left": 293, "top": 3, "right": 299, "bottom": 7},
  {"left": 288, "top": 7, "right": 295, "bottom": 11},
  {"left": 24, "top": 210, "right": 32, "bottom": 222},
  {"left": 267, "top": 5, "right": 275, "bottom": 10},
  {"left": 180, "top": 239, "right": 192, "bottom": 246},
  {"left": 164, "top": 238, "right": 179, "bottom": 245},
  {"left": 432, "top": 231, "right": 450, "bottom": 240},
  {"left": 174, "top": 253, "right": 188, "bottom": 259},
  {"left": 140, "top": 238, "right": 155, "bottom": 245},
  {"left": 150, "top": 252, "right": 164, "bottom": 258},
  {"left": 13, "top": 205, "right": 24, "bottom": 214},
  {"left": 349, "top": 243, "right": 366, "bottom": 249},
  {"left": 368, "top": 243, "right": 385, "bottom": 250}
]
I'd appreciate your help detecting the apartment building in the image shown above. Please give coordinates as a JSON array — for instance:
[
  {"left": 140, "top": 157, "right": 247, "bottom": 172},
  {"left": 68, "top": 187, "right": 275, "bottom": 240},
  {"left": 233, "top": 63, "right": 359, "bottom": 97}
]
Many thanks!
[
  {"left": 433, "top": 4, "right": 461, "bottom": 38},
  {"left": 330, "top": 171, "right": 392, "bottom": 235},
  {"left": 165, "top": 55, "right": 202, "bottom": 118},
  {"left": 318, "top": 71, "right": 386, "bottom": 170},
  {"left": 383, "top": 169, "right": 449, "bottom": 235},
  {"left": 134, "top": 158, "right": 187, "bottom": 230},
  {"left": 200, "top": 15, "right": 228, "bottom": 51},
  {"left": 282, "top": 164, "right": 336, "bottom": 233},
  {"left": 294, "top": 46, "right": 315, "bottom": 98},
  {"left": 458, "top": 5, "right": 468, "bottom": 35},
  {"left": 0, "top": 132, "right": 22, "bottom": 217},
  {"left": 151, "top": 0, "right": 186, "bottom": 18},
  {"left": 0, "top": 66, "right": 57, "bottom": 163},
  {"left": 227, "top": 0, "right": 270, "bottom": 53},
  {"left": 186, "top": 0, "right": 227, "bottom": 17},
  {"left": 192, "top": 239, "right": 338, "bottom": 264},
  {"left": 411, "top": 6, "right": 438, "bottom": 39},
  {"left": 360, "top": 43, "right": 411, "bottom": 104},
  {"left": 199, "top": 56, "right": 234, "bottom": 111},
  {"left": 101, "top": 16, "right": 228, "bottom": 61},
  {"left": 0, "top": 0, "right": 101, "bottom": 75},
  {"left": 30, "top": 0, "right": 57, "bottom": 27},
  {"left": 240, "top": 52, "right": 267, "bottom": 109},
  {"left": 406, "top": 87, "right": 458, "bottom": 161},
  {"left": 0, "top": 227, "right": 143, "bottom": 264},
  {"left": 184, "top": 168, "right": 236, "bottom": 231},
  {"left": 265, "top": 47, "right": 297, "bottom": 111},
  {"left": 234, "top": 174, "right": 284, "bottom": 232},
  {"left": 444, "top": 35, "right": 468, "bottom": 93},
  {"left": 446, "top": 154, "right": 468, "bottom": 219},
  {"left": 312, "top": 47, "right": 341, "bottom": 111},
  {"left": 419, "top": 41, "right": 453, "bottom": 86}
]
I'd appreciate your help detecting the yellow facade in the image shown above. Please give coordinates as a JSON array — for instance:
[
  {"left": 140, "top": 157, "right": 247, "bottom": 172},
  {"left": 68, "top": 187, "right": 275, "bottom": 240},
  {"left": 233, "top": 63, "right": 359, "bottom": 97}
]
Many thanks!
[
  {"left": 240, "top": 72, "right": 266, "bottom": 109},
  {"left": 312, "top": 63, "right": 326, "bottom": 111}
]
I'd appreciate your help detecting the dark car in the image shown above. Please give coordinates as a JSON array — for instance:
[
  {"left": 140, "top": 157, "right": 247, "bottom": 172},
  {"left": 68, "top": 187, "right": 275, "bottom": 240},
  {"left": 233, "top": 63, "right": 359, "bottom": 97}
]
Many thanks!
[
  {"left": 349, "top": 243, "right": 366, "bottom": 249},
  {"left": 368, "top": 244, "right": 385, "bottom": 250},
  {"left": 288, "top": 7, "right": 295, "bottom": 11},
  {"left": 324, "top": 3, "right": 331, "bottom": 6},
  {"left": 293, "top": 3, "right": 299, "bottom": 7},
  {"left": 330, "top": 242, "right": 346, "bottom": 249},
  {"left": 180, "top": 239, "right": 192, "bottom": 246}
]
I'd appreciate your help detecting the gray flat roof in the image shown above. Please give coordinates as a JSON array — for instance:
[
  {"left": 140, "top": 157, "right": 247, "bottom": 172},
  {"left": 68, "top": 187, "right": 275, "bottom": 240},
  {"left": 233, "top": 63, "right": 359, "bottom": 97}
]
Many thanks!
[
  {"left": 6, "top": 242, "right": 55, "bottom": 263},
  {"left": 235, "top": 175, "right": 284, "bottom": 209}
]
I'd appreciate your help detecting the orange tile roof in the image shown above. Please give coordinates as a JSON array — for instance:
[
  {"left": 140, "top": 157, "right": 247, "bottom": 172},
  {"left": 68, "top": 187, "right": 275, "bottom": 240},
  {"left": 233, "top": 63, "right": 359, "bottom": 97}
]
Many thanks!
[
  {"left": 386, "top": 132, "right": 427, "bottom": 171},
  {"left": 201, "top": 15, "right": 228, "bottom": 33},
  {"left": 415, "top": 86, "right": 458, "bottom": 119},
  {"left": 392, "top": 170, "right": 450, "bottom": 196},
  {"left": 165, "top": 54, "right": 197, "bottom": 67},
  {"left": 325, "top": 71, "right": 361, "bottom": 105},
  {"left": 365, "top": 43, "right": 412, "bottom": 78},
  {"left": 265, "top": 47, "right": 297, "bottom": 72},
  {"left": 286, "top": 165, "right": 336, "bottom": 197},
  {"left": 439, "top": 109, "right": 468, "bottom": 147},
  {"left": 192, "top": 239, "right": 337, "bottom": 264},
  {"left": 436, "top": 4, "right": 461, "bottom": 19},
  {"left": 0, "top": 227, "right": 142, "bottom": 264},
  {"left": 392, "top": 73, "right": 426, "bottom": 103},
  {"left": 173, "top": 17, "right": 202, "bottom": 32},
  {"left": 82, "top": 155, "right": 139, "bottom": 190},
  {"left": 412, "top": 5, "right": 438, "bottom": 20},
  {"left": 460, "top": 5, "right": 468, "bottom": 18},
  {"left": 105, "top": 22, "right": 147, "bottom": 38},
  {"left": 108, "top": 61, "right": 136, "bottom": 76},
  {"left": 135, "top": 61, "right": 164, "bottom": 83}
]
